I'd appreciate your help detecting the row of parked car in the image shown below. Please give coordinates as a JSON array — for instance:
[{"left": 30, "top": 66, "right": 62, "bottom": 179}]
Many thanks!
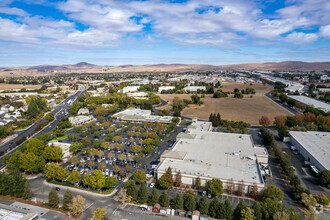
[{"left": 290, "top": 146, "right": 319, "bottom": 175}]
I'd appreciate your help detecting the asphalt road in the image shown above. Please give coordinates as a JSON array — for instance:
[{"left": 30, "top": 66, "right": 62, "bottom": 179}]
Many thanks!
[
  {"left": 0, "top": 85, "right": 86, "bottom": 166},
  {"left": 265, "top": 92, "right": 299, "bottom": 115}
]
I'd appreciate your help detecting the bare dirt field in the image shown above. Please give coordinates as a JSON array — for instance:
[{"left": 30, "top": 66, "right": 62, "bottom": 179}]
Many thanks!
[
  {"left": 158, "top": 94, "right": 293, "bottom": 125},
  {"left": 219, "top": 82, "right": 272, "bottom": 93},
  {"left": 0, "top": 84, "right": 41, "bottom": 90}
]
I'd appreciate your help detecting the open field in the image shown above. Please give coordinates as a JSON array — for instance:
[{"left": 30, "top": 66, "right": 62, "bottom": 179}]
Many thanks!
[
  {"left": 220, "top": 82, "right": 272, "bottom": 93},
  {"left": 158, "top": 94, "right": 293, "bottom": 125},
  {"left": 0, "top": 83, "right": 41, "bottom": 90}
]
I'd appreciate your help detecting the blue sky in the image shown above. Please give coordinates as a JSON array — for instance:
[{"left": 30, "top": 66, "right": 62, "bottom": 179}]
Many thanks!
[{"left": 0, "top": 0, "right": 330, "bottom": 66}]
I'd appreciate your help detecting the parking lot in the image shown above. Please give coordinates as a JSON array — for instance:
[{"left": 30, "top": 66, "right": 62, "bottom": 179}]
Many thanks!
[{"left": 59, "top": 117, "right": 187, "bottom": 191}]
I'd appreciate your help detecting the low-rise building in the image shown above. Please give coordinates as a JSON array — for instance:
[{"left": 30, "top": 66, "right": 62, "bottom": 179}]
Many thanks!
[
  {"left": 288, "top": 95, "right": 330, "bottom": 113},
  {"left": 0, "top": 203, "right": 38, "bottom": 220},
  {"left": 290, "top": 131, "right": 330, "bottom": 171},
  {"left": 69, "top": 115, "right": 95, "bottom": 126},
  {"left": 113, "top": 108, "right": 178, "bottom": 124},
  {"left": 77, "top": 108, "right": 89, "bottom": 115},
  {"left": 156, "top": 123, "right": 268, "bottom": 193},
  {"left": 127, "top": 92, "right": 148, "bottom": 99},
  {"left": 158, "top": 86, "right": 175, "bottom": 93},
  {"left": 120, "top": 86, "right": 140, "bottom": 93},
  {"left": 183, "top": 86, "right": 206, "bottom": 93}
]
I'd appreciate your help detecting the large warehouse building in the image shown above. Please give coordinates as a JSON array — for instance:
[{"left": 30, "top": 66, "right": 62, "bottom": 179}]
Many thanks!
[
  {"left": 290, "top": 131, "right": 330, "bottom": 171},
  {"left": 156, "top": 121, "right": 268, "bottom": 193}
]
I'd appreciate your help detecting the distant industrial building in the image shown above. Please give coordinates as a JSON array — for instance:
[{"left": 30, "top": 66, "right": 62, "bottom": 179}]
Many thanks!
[
  {"left": 290, "top": 131, "right": 330, "bottom": 171},
  {"left": 113, "top": 108, "right": 178, "bottom": 124},
  {"left": 77, "top": 108, "right": 89, "bottom": 115},
  {"left": 157, "top": 121, "right": 268, "bottom": 193},
  {"left": 183, "top": 86, "right": 206, "bottom": 93},
  {"left": 119, "top": 86, "right": 140, "bottom": 93},
  {"left": 69, "top": 115, "right": 95, "bottom": 126},
  {"left": 288, "top": 95, "right": 330, "bottom": 113},
  {"left": 127, "top": 92, "right": 148, "bottom": 99},
  {"left": 158, "top": 86, "right": 175, "bottom": 93}
]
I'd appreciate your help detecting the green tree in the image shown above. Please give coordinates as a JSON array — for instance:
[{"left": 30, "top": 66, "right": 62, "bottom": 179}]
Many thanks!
[
  {"left": 68, "top": 170, "right": 81, "bottom": 184},
  {"left": 285, "top": 116, "right": 298, "bottom": 127},
  {"left": 25, "top": 138, "right": 45, "bottom": 156},
  {"left": 233, "top": 200, "right": 248, "bottom": 220},
  {"left": 206, "top": 178, "right": 223, "bottom": 197},
  {"left": 131, "top": 145, "right": 142, "bottom": 153},
  {"left": 92, "top": 208, "right": 107, "bottom": 220},
  {"left": 125, "top": 180, "right": 138, "bottom": 201},
  {"left": 263, "top": 185, "right": 284, "bottom": 202},
  {"left": 208, "top": 197, "right": 220, "bottom": 218},
  {"left": 159, "top": 191, "right": 170, "bottom": 207},
  {"left": 48, "top": 188, "right": 59, "bottom": 207},
  {"left": 198, "top": 195, "right": 209, "bottom": 215},
  {"left": 317, "top": 170, "right": 330, "bottom": 188},
  {"left": 63, "top": 189, "right": 73, "bottom": 210},
  {"left": 138, "top": 183, "right": 148, "bottom": 204},
  {"left": 241, "top": 207, "right": 255, "bottom": 220},
  {"left": 223, "top": 199, "right": 233, "bottom": 220},
  {"left": 158, "top": 174, "right": 173, "bottom": 189},
  {"left": 277, "top": 126, "right": 290, "bottom": 141},
  {"left": 252, "top": 202, "right": 262, "bottom": 220},
  {"left": 133, "top": 170, "right": 146, "bottom": 184},
  {"left": 261, "top": 198, "right": 284, "bottom": 220},
  {"left": 43, "top": 146, "right": 63, "bottom": 162},
  {"left": 22, "top": 181, "right": 33, "bottom": 199},
  {"left": 173, "top": 193, "right": 183, "bottom": 210},
  {"left": 149, "top": 187, "right": 159, "bottom": 206},
  {"left": 105, "top": 176, "right": 117, "bottom": 188},
  {"left": 184, "top": 194, "right": 196, "bottom": 212}
]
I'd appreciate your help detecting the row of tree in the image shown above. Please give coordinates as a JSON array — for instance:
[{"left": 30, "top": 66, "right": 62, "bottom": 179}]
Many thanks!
[
  {"left": 48, "top": 188, "right": 87, "bottom": 215},
  {"left": 209, "top": 113, "right": 251, "bottom": 128},
  {"left": 124, "top": 178, "right": 298, "bottom": 220},
  {"left": 260, "top": 128, "right": 319, "bottom": 219}
]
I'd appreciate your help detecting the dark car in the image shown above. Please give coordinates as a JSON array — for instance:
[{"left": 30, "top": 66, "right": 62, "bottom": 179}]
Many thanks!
[{"left": 55, "top": 187, "right": 61, "bottom": 191}]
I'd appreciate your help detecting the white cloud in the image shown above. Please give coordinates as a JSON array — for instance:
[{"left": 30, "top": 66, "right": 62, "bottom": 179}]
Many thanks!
[
  {"left": 0, "top": 0, "right": 329, "bottom": 48},
  {"left": 319, "top": 25, "right": 330, "bottom": 37},
  {"left": 0, "top": 7, "right": 29, "bottom": 16},
  {"left": 286, "top": 31, "right": 318, "bottom": 43}
]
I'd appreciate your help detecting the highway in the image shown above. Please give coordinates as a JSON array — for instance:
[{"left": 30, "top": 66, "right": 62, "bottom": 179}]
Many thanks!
[{"left": 0, "top": 84, "right": 86, "bottom": 164}]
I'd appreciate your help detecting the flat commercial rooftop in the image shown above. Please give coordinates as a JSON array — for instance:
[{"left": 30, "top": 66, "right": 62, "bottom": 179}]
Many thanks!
[
  {"left": 289, "top": 131, "right": 330, "bottom": 170},
  {"left": 288, "top": 95, "right": 330, "bottom": 113},
  {"left": 158, "top": 131, "right": 266, "bottom": 184},
  {"left": 187, "top": 121, "right": 212, "bottom": 131},
  {"left": 113, "top": 108, "right": 176, "bottom": 123}
]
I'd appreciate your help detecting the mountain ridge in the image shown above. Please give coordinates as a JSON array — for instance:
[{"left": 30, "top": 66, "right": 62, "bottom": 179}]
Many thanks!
[{"left": 1, "top": 61, "right": 329, "bottom": 77}]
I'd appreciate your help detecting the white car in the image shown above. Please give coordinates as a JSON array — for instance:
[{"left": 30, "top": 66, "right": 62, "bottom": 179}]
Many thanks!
[
  {"left": 150, "top": 183, "right": 155, "bottom": 188},
  {"left": 105, "top": 160, "right": 109, "bottom": 164},
  {"left": 146, "top": 174, "right": 153, "bottom": 178}
]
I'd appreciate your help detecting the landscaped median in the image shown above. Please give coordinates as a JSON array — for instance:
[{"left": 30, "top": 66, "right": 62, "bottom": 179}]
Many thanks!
[{"left": 44, "top": 179, "right": 117, "bottom": 197}]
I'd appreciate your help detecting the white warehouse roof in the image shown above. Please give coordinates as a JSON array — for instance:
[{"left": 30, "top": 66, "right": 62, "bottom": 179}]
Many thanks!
[
  {"left": 158, "top": 131, "right": 267, "bottom": 185},
  {"left": 288, "top": 95, "right": 330, "bottom": 113},
  {"left": 289, "top": 131, "right": 330, "bottom": 170}
]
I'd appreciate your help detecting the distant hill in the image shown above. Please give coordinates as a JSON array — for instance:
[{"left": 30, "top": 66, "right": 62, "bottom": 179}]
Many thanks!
[{"left": 1, "top": 61, "right": 329, "bottom": 77}]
